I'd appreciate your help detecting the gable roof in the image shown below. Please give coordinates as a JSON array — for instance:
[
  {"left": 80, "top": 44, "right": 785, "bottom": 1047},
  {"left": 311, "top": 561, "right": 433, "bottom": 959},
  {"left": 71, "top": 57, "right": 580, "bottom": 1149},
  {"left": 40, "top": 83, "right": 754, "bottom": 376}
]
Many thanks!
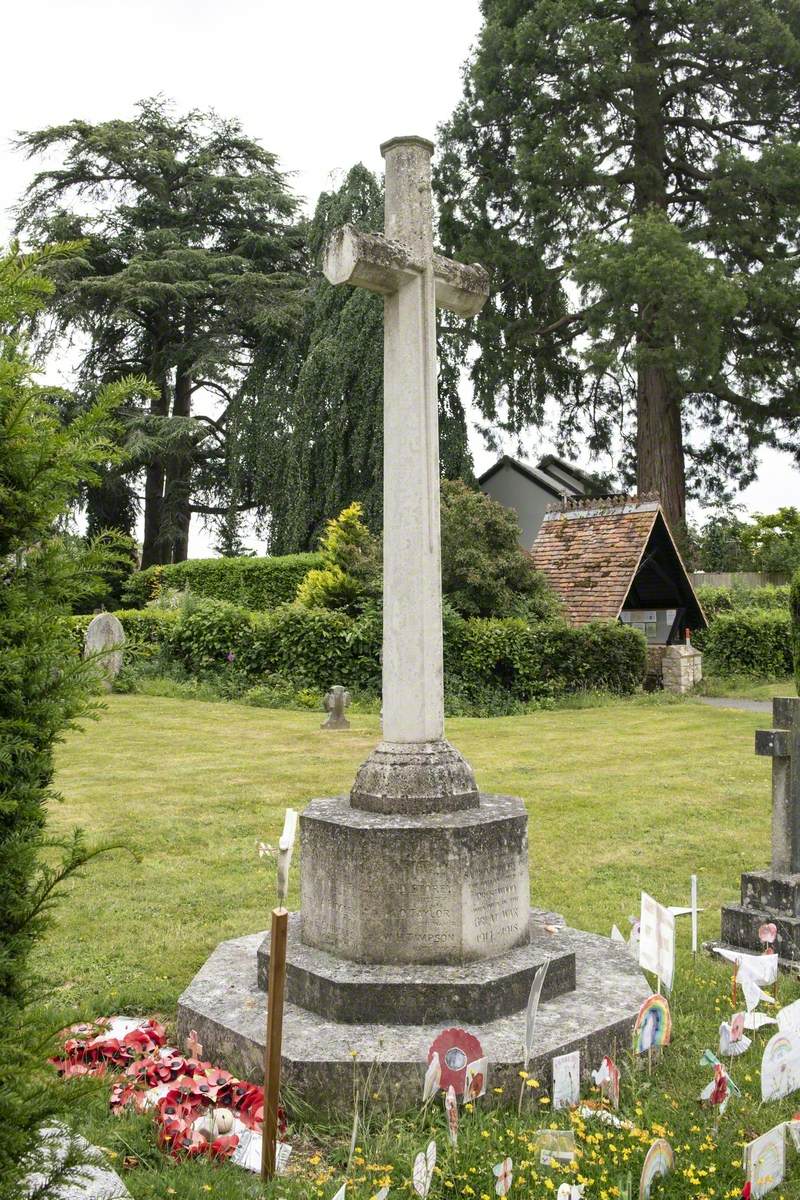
[
  {"left": 537, "top": 455, "right": 603, "bottom": 494},
  {"left": 530, "top": 494, "right": 707, "bottom": 629},
  {"left": 477, "top": 454, "right": 576, "bottom": 499}
]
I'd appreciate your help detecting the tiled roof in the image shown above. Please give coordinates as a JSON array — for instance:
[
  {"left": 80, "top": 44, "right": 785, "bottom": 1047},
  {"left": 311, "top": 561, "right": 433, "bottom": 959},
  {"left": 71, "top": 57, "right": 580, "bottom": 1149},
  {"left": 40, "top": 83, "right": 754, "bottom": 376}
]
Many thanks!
[{"left": 530, "top": 495, "right": 661, "bottom": 625}]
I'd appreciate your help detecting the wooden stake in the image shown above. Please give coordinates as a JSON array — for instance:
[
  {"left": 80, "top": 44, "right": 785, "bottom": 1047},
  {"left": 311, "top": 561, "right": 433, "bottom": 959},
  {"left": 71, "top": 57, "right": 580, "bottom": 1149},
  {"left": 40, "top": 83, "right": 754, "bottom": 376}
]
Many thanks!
[{"left": 261, "top": 906, "right": 289, "bottom": 1182}]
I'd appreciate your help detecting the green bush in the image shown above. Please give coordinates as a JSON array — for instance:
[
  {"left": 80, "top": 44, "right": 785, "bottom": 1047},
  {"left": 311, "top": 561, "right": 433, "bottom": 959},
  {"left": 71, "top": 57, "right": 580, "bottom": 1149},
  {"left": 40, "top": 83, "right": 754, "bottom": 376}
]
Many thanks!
[
  {"left": 695, "top": 583, "right": 790, "bottom": 619},
  {"left": 700, "top": 610, "right": 793, "bottom": 678},
  {"left": 792, "top": 570, "right": 800, "bottom": 690},
  {"left": 122, "top": 552, "right": 323, "bottom": 610}
]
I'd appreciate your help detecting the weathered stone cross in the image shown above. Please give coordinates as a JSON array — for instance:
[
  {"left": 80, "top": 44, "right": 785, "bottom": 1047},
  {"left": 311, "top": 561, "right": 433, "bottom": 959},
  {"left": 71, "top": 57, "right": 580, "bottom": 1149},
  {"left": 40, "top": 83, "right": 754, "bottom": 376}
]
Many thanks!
[
  {"left": 756, "top": 697, "right": 800, "bottom": 874},
  {"left": 323, "top": 136, "right": 489, "bottom": 813}
]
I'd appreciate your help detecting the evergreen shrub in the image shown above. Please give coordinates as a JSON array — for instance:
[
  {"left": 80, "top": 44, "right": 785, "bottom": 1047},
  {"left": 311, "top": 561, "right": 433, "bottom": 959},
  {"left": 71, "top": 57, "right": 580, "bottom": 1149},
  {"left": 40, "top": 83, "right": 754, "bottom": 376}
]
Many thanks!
[
  {"left": 700, "top": 610, "right": 793, "bottom": 678},
  {"left": 792, "top": 570, "right": 800, "bottom": 690},
  {"left": 122, "top": 553, "right": 322, "bottom": 610}
]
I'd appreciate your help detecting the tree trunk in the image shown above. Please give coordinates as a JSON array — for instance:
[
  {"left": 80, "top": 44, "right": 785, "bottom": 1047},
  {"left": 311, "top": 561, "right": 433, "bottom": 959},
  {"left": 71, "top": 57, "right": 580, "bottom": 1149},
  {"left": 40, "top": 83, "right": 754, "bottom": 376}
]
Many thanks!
[
  {"left": 636, "top": 364, "right": 686, "bottom": 532},
  {"left": 163, "top": 364, "right": 192, "bottom": 563},
  {"left": 141, "top": 371, "right": 170, "bottom": 568},
  {"left": 630, "top": 0, "right": 686, "bottom": 533}
]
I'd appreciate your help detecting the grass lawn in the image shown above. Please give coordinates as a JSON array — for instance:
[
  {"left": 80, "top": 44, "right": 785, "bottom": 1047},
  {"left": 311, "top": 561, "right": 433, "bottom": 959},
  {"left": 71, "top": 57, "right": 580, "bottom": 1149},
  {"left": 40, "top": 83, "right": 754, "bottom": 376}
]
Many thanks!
[
  {"left": 699, "top": 675, "right": 797, "bottom": 701},
  {"left": 39, "top": 693, "right": 800, "bottom": 1200}
]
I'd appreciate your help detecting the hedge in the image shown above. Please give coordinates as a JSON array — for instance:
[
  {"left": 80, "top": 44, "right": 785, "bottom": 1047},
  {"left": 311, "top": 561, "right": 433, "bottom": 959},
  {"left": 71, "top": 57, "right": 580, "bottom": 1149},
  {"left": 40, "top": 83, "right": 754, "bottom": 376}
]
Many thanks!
[
  {"left": 792, "top": 569, "right": 800, "bottom": 690},
  {"left": 121, "top": 553, "right": 323, "bottom": 610},
  {"left": 84, "top": 600, "right": 647, "bottom": 701},
  {"left": 695, "top": 583, "right": 790, "bottom": 619},
  {"left": 699, "top": 610, "right": 794, "bottom": 678}
]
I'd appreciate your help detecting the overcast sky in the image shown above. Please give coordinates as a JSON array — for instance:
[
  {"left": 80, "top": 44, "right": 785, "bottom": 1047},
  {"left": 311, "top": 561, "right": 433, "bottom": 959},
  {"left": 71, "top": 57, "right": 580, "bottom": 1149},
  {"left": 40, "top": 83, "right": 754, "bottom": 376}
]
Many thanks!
[{"left": 1, "top": 0, "right": 796, "bottom": 554}]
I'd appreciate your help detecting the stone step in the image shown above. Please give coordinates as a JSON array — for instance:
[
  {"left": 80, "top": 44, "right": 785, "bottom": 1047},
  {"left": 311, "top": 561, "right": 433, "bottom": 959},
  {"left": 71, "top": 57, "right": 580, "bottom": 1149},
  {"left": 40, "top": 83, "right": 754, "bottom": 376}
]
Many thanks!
[
  {"left": 176, "top": 924, "right": 649, "bottom": 1112},
  {"left": 721, "top": 902, "right": 800, "bottom": 962},
  {"left": 740, "top": 870, "right": 800, "bottom": 917},
  {"left": 256, "top": 912, "right": 576, "bottom": 1026}
]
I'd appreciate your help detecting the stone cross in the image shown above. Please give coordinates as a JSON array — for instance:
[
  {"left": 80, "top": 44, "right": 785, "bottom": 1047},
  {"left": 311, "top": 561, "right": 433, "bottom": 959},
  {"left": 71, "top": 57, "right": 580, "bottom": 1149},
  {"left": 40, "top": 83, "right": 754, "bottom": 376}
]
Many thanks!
[
  {"left": 323, "top": 136, "right": 489, "bottom": 813},
  {"left": 755, "top": 697, "right": 800, "bottom": 874},
  {"left": 321, "top": 685, "right": 351, "bottom": 731}
]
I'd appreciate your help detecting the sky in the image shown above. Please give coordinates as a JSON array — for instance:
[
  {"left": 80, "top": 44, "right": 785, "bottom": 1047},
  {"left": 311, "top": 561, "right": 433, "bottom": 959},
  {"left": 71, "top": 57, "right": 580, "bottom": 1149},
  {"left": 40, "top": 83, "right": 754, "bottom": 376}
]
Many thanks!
[{"left": 1, "top": 0, "right": 796, "bottom": 554}]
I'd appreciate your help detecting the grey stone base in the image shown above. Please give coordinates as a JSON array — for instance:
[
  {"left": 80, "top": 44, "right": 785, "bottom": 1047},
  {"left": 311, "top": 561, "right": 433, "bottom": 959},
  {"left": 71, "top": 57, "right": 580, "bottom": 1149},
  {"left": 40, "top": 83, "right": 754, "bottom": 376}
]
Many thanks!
[
  {"left": 720, "top": 904, "right": 800, "bottom": 961},
  {"left": 350, "top": 738, "right": 479, "bottom": 814},
  {"left": 721, "top": 869, "right": 800, "bottom": 961},
  {"left": 742, "top": 869, "right": 800, "bottom": 916},
  {"left": 177, "top": 917, "right": 650, "bottom": 1112},
  {"left": 256, "top": 912, "right": 575, "bottom": 1026},
  {"left": 300, "top": 794, "right": 531, "bottom": 965}
]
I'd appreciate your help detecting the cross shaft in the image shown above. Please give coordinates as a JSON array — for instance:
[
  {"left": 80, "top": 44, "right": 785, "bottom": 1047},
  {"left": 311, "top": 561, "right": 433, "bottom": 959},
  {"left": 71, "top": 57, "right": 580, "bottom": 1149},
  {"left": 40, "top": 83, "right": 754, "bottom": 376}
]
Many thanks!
[
  {"left": 756, "top": 697, "right": 800, "bottom": 874},
  {"left": 322, "top": 135, "right": 489, "bottom": 813}
]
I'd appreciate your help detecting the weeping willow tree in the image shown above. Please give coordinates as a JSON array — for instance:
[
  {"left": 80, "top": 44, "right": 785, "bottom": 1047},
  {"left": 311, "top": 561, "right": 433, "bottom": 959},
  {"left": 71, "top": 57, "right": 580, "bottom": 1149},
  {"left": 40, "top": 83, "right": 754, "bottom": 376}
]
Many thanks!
[{"left": 229, "top": 164, "right": 474, "bottom": 553}]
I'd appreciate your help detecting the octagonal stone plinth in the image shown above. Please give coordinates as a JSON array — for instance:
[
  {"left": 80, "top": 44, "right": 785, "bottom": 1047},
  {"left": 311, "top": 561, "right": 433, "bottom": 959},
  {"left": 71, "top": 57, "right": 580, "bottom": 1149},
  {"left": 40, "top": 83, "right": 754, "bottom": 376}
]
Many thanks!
[
  {"left": 176, "top": 914, "right": 650, "bottom": 1113},
  {"left": 256, "top": 912, "right": 576, "bottom": 1026},
  {"left": 300, "top": 793, "right": 530, "bottom": 965}
]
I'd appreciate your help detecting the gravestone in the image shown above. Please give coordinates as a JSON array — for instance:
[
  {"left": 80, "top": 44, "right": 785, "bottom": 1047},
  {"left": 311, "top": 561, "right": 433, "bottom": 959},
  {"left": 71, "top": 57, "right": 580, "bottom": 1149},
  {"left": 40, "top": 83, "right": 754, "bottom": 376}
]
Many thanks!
[
  {"left": 721, "top": 697, "right": 800, "bottom": 960},
  {"left": 321, "top": 685, "right": 351, "bottom": 730},
  {"left": 177, "top": 135, "right": 649, "bottom": 1108},
  {"left": 83, "top": 613, "right": 125, "bottom": 689}
]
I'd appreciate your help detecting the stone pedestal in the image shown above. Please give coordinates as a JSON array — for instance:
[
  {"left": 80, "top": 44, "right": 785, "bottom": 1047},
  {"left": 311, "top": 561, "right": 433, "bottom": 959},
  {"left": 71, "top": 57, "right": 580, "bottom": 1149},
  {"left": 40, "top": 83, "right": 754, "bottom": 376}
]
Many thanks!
[{"left": 300, "top": 793, "right": 528, "bottom": 964}]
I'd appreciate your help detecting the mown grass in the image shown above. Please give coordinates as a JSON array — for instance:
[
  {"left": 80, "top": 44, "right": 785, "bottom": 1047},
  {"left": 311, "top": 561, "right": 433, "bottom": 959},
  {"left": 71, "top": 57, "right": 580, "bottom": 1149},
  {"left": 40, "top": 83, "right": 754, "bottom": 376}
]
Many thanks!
[
  {"left": 698, "top": 674, "right": 796, "bottom": 701},
  {"left": 38, "top": 693, "right": 800, "bottom": 1199}
]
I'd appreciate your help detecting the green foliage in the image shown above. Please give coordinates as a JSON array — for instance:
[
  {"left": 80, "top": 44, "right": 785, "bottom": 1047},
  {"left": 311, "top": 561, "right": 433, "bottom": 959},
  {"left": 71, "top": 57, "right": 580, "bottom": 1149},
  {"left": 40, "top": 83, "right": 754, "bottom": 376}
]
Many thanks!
[
  {"left": 436, "top": 0, "right": 800, "bottom": 522},
  {"left": 688, "top": 514, "right": 755, "bottom": 572},
  {"left": 16, "top": 97, "right": 306, "bottom": 566},
  {"left": 71, "top": 528, "right": 139, "bottom": 613},
  {"left": 123, "top": 553, "right": 322, "bottom": 610},
  {"left": 745, "top": 508, "right": 800, "bottom": 575},
  {"left": 296, "top": 502, "right": 381, "bottom": 613},
  {"left": 232, "top": 164, "right": 473, "bottom": 552},
  {"left": 792, "top": 570, "right": 800, "bottom": 690},
  {"left": 0, "top": 243, "right": 145, "bottom": 1197},
  {"left": 695, "top": 583, "right": 790, "bottom": 619},
  {"left": 439, "top": 480, "right": 559, "bottom": 619},
  {"left": 700, "top": 610, "right": 793, "bottom": 678}
]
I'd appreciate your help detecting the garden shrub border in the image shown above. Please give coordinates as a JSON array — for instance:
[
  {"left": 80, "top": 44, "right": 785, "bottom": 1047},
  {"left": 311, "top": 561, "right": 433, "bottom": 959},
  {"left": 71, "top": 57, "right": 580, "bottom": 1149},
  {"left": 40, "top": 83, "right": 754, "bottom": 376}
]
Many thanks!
[{"left": 74, "top": 601, "right": 647, "bottom": 705}]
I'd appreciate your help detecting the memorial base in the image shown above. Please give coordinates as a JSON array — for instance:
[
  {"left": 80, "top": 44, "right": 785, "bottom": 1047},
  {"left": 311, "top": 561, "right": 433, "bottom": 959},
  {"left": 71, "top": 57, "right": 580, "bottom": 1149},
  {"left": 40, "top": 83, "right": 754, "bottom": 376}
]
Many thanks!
[
  {"left": 720, "top": 869, "right": 800, "bottom": 962},
  {"left": 177, "top": 913, "right": 650, "bottom": 1112}
]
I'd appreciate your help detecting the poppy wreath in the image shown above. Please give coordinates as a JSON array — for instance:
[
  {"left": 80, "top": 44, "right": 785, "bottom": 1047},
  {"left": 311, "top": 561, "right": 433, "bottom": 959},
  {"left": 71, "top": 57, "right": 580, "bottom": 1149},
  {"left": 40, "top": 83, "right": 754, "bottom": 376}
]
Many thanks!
[
  {"left": 51, "top": 1017, "right": 286, "bottom": 1164},
  {"left": 50, "top": 1018, "right": 166, "bottom": 1077}
]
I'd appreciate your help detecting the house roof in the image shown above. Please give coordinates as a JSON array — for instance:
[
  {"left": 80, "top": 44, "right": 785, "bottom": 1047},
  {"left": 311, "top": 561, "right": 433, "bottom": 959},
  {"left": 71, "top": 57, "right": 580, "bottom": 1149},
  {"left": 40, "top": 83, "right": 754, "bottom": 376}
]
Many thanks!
[
  {"left": 530, "top": 494, "right": 707, "bottom": 628},
  {"left": 477, "top": 454, "right": 572, "bottom": 499},
  {"left": 537, "top": 455, "right": 603, "bottom": 494}
]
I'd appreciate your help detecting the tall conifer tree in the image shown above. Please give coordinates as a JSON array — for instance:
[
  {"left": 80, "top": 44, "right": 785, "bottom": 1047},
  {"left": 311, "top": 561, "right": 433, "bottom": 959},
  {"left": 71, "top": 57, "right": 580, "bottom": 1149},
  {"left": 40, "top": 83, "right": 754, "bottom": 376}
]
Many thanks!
[{"left": 436, "top": 0, "right": 800, "bottom": 530}]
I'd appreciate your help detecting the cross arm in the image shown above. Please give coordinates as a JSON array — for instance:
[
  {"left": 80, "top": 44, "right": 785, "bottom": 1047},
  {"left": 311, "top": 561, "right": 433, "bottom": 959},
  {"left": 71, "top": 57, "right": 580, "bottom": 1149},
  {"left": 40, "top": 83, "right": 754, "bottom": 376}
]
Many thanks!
[
  {"left": 756, "top": 729, "right": 791, "bottom": 758},
  {"left": 323, "top": 224, "right": 490, "bottom": 317}
]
